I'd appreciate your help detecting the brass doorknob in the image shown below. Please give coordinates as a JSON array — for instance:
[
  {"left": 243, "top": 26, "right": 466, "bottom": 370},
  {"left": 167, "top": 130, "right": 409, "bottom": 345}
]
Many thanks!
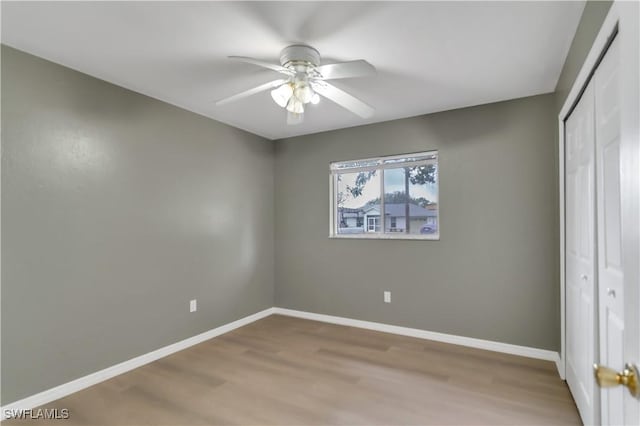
[{"left": 593, "top": 363, "right": 640, "bottom": 398}]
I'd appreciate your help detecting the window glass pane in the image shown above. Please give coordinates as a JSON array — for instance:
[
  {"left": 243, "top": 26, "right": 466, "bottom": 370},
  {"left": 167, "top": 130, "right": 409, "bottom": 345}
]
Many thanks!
[
  {"left": 383, "top": 165, "right": 438, "bottom": 235},
  {"left": 336, "top": 171, "right": 381, "bottom": 234}
]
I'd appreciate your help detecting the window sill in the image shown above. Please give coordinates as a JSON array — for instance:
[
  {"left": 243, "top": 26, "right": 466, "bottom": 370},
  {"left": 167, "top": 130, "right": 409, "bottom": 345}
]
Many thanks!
[{"left": 329, "top": 234, "right": 440, "bottom": 241}]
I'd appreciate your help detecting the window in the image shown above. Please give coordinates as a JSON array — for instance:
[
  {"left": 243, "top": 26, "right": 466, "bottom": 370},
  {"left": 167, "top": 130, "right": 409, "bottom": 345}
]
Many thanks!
[{"left": 330, "top": 151, "right": 439, "bottom": 240}]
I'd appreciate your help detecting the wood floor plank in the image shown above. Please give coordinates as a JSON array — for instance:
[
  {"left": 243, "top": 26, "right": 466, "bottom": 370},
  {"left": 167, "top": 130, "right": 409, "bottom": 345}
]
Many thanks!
[{"left": 5, "top": 315, "right": 580, "bottom": 425}]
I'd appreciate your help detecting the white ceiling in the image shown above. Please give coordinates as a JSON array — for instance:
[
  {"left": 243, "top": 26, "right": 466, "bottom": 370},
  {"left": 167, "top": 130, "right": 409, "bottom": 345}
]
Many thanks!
[{"left": 2, "top": 1, "right": 585, "bottom": 140}]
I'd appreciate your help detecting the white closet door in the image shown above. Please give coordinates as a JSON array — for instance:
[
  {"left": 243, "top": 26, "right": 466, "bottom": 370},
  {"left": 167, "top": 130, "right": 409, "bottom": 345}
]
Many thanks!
[
  {"left": 595, "top": 37, "right": 624, "bottom": 426},
  {"left": 565, "top": 80, "right": 597, "bottom": 426}
]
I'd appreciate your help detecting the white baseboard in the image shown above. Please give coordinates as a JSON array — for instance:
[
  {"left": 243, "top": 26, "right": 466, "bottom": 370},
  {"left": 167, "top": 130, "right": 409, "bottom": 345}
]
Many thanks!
[
  {"left": 273, "top": 308, "right": 561, "bottom": 363},
  {"left": 555, "top": 354, "right": 565, "bottom": 380},
  {"left": 0, "top": 307, "right": 275, "bottom": 421}
]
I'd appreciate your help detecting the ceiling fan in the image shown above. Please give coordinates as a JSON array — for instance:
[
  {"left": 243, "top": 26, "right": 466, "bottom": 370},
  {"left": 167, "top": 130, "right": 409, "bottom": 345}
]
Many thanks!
[{"left": 216, "top": 44, "right": 376, "bottom": 125}]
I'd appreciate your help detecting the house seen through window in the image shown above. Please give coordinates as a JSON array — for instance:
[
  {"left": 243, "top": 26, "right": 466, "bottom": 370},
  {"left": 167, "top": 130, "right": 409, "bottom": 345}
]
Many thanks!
[{"left": 330, "top": 151, "right": 439, "bottom": 239}]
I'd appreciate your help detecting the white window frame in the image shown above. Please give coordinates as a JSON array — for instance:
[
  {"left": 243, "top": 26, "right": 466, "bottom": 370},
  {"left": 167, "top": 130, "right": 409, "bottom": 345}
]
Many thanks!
[{"left": 329, "top": 150, "right": 439, "bottom": 240}]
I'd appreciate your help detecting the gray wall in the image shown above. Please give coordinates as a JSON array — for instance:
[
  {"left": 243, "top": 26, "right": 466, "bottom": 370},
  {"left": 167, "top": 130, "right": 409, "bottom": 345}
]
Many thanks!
[
  {"left": 1, "top": 46, "right": 274, "bottom": 404},
  {"left": 275, "top": 94, "right": 559, "bottom": 350}
]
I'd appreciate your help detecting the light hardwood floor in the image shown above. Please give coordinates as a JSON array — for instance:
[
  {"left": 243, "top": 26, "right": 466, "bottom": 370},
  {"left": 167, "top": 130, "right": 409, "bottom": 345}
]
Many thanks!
[{"left": 7, "top": 315, "right": 580, "bottom": 425}]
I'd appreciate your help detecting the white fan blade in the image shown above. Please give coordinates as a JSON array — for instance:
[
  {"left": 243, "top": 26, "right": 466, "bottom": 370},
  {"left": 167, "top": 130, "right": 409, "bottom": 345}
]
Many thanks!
[
  {"left": 287, "top": 112, "right": 304, "bottom": 126},
  {"left": 311, "top": 81, "right": 374, "bottom": 118},
  {"left": 229, "top": 56, "right": 293, "bottom": 75},
  {"left": 216, "top": 79, "right": 288, "bottom": 106},
  {"left": 316, "top": 60, "right": 376, "bottom": 80}
]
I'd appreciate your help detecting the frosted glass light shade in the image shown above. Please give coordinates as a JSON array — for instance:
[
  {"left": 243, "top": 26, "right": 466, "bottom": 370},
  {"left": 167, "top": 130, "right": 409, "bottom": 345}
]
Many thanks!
[
  {"left": 287, "top": 111, "right": 304, "bottom": 125},
  {"left": 271, "top": 84, "right": 293, "bottom": 108},
  {"left": 286, "top": 97, "right": 304, "bottom": 114},
  {"left": 294, "top": 83, "right": 314, "bottom": 104}
]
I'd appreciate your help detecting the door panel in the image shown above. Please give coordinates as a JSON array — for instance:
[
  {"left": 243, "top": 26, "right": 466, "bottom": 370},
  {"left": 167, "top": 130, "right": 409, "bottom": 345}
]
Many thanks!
[
  {"left": 595, "top": 37, "right": 625, "bottom": 426},
  {"left": 566, "top": 81, "right": 597, "bottom": 426}
]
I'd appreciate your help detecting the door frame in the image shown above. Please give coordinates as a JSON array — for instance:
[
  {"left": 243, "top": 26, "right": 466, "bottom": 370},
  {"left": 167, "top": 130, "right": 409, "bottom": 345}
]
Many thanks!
[{"left": 558, "top": 0, "right": 639, "bottom": 415}]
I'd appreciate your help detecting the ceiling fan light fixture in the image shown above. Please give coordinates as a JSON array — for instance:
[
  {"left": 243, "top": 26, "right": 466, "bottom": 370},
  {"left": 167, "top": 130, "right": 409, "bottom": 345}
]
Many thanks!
[
  {"left": 286, "top": 97, "right": 304, "bottom": 114},
  {"left": 293, "top": 83, "right": 314, "bottom": 104},
  {"left": 287, "top": 111, "right": 304, "bottom": 126},
  {"left": 219, "top": 44, "right": 376, "bottom": 124},
  {"left": 271, "top": 83, "right": 293, "bottom": 108}
]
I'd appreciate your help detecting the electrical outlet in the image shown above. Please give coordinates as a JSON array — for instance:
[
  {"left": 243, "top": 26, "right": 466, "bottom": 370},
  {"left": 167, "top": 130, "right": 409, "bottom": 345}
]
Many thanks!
[
  {"left": 384, "top": 291, "right": 391, "bottom": 303},
  {"left": 190, "top": 299, "right": 197, "bottom": 313}
]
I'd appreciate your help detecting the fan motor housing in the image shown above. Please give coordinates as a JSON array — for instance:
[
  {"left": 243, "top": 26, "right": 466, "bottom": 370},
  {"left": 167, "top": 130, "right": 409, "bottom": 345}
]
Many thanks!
[{"left": 280, "top": 45, "right": 320, "bottom": 68}]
